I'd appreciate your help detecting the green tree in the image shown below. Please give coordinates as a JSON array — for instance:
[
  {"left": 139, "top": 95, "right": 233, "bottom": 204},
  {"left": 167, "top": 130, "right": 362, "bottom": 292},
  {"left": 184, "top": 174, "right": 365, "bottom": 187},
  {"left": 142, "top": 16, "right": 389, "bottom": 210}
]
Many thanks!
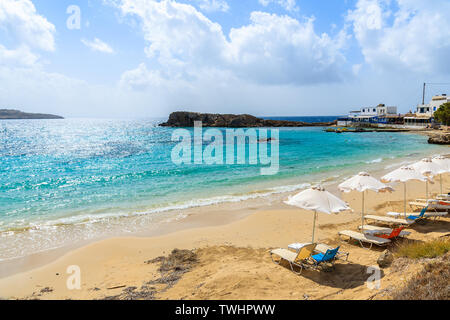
[{"left": 434, "top": 102, "right": 450, "bottom": 126}]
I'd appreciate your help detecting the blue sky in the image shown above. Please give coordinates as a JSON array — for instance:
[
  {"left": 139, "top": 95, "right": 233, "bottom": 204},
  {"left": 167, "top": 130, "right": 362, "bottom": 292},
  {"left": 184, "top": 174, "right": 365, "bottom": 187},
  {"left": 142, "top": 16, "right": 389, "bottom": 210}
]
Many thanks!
[{"left": 1, "top": 0, "right": 449, "bottom": 118}]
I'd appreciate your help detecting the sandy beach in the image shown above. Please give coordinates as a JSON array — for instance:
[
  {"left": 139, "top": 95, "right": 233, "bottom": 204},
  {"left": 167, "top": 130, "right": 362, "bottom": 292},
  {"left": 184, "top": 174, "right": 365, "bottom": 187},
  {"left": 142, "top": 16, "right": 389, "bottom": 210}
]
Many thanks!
[
  {"left": 3, "top": 0, "right": 450, "bottom": 304},
  {"left": 0, "top": 158, "right": 449, "bottom": 300}
]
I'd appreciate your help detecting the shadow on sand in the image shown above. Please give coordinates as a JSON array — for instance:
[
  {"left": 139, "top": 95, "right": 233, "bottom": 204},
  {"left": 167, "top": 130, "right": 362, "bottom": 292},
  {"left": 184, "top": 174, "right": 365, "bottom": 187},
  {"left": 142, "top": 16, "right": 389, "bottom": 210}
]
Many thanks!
[{"left": 277, "top": 260, "right": 384, "bottom": 290}]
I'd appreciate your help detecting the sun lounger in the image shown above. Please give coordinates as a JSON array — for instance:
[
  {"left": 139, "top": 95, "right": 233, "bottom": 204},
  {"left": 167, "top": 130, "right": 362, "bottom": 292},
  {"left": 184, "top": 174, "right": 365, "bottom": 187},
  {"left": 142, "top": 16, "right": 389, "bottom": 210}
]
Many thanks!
[
  {"left": 422, "top": 211, "right": 449, "bottom": 220},
  {"left": 387, "top": 211, "right": 446, "bottom": 220},
  {"left": 436, "top": 194, "right": 450, "bottom": 201},
  {"left": 374, "top": 227, "right": 406, "bottom": 240},
  {"left": 406, "top": 206, "right": 429, "bottom": 222},
  {"left": 364, "top": 215, "right": 414, "bottom": 226},
  {"left": 338, "top": 230, "right": 391, "bottom": 249},
  {"left": 386, "top": 206, "right": 429, "bottom": 221},
  {"left": 288, "top": 243, "right": 349, "bottom": 261},
  {"left": 315, "top": 243, "right": 349, "bottom": 261},
  {"left": 358, "top": 225, "right": 411, "bottom": 237},
  {"left": 270, "top": 243, "right": 317, "bottom": 275},
  {"left": 309, "top": 246, "right": 341, "bottom": 266},
  {"left": 410, "top": 200, "right": 450, "bottom": 211}
]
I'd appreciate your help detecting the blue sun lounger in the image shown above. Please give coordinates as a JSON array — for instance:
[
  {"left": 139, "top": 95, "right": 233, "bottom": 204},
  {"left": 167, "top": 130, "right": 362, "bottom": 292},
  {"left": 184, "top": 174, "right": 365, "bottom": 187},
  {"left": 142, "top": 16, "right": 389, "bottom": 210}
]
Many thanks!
[
  {"left": 310, "top": 246, "right": 340, "bottom": 266},
  {"left": 407, "top": 206, "right": 428, "bottom": 222}
]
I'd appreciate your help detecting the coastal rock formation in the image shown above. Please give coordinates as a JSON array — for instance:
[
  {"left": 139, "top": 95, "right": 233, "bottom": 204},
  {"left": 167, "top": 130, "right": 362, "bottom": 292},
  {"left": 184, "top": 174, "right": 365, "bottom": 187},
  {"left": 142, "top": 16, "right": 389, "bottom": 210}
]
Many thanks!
[
  {"left": 428, "top": 133, "right": 450, "bottom": 145},
  {"left": 160, "top": 111, "right": 336, "bottom": 128},
  {"left": 377, "top": 250, "right": 394, "bottom": 268},
  {"left": 0, "top": 109, "right": 64, "bottom": 120}
]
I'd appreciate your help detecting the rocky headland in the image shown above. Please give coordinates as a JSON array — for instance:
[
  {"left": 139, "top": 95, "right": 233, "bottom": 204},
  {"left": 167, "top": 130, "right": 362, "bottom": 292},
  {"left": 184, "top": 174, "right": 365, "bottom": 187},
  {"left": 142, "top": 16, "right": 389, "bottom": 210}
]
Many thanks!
[
  {"left": 0, "top": 109, "right": 64, "bottom": 120},
  {"left": 159, "top": 112, "right": 336, "bottom": 128}
]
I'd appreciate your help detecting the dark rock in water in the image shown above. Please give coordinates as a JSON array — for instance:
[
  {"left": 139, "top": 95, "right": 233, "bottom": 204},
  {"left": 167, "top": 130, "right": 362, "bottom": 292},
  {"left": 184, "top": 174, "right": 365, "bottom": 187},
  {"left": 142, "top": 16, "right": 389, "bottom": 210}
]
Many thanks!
[
  {"left": 0, "top": 109, "right": 64, "bottom": 120},
  {"left": 377, "top": 250, "right": 394, "bottom": 268},
  {"left": 160, "top": 111, "right": 336, "bottom": 128},
  {"left": 428, "top": 133, "right": 450, "bottom": 145}
]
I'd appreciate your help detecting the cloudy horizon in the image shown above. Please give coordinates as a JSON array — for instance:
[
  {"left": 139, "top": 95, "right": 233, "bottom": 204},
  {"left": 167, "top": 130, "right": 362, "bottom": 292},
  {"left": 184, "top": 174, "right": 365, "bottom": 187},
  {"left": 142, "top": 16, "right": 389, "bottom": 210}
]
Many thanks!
[{"left": 1, "top": 0, "right": 449, "bottom": 118}]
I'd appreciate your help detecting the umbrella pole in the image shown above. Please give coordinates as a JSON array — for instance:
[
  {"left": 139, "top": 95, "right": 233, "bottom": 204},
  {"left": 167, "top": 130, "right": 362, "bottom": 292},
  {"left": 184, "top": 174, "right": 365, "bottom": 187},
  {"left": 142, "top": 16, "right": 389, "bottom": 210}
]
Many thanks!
[
  {"left": 440, "top": 174, "right": 443, "bottom": 195},
  {"left": 361, "top": 191, "right": 365, "bottom": 232},
  {"left": 426, "top": 180, "right": 428, "bottom": 202},
  {"left": 404, "top": 182, "right": 407, "bottom": 218},
  {"left": 312, "top": 210, "right": 317, "bottom": 243}
]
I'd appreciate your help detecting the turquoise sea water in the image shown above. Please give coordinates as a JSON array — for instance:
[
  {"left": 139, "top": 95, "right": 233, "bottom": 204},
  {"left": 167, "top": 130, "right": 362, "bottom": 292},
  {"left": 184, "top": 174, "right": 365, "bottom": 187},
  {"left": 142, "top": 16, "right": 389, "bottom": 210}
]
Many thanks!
[{"left": 0, "top": 118, "right": 447, "bottom": 260}]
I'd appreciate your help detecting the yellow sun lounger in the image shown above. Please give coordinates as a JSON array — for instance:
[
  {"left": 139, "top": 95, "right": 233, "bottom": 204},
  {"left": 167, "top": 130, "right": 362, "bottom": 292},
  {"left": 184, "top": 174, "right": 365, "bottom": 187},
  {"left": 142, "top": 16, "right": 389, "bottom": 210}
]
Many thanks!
[{"left": 270, "top": 243, "right": 317, "bottom": 275}]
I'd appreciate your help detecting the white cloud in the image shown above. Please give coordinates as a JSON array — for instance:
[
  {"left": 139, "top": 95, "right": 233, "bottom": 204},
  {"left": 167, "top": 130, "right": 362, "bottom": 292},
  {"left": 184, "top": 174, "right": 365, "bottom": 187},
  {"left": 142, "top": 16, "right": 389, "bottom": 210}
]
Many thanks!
[
  {"left": 0, "top": 0, "right": 55, "bottom": 52},
  {"left": 347, "top": 0, "right": 450, "bottom": 74},
  {"left": 0, "top": 0, "right": 56, "bottom": 68},
  {"left": 111, "top": 0, "right": 349, "bottom": 90},
  {"left": 227, "top": 12, "right": 348, "bottom": 85},
  {"left": 258, "top": 0, "right": 299, "bottom": 12},
  {"left": 194, "top": 0, "right": 229, "bottom": 12},
  {"left": 81, "top": 38, "right": 115, "bottom": 54},
  {"left": 0, "top": 44, "right": 38, "bottom": 66}
]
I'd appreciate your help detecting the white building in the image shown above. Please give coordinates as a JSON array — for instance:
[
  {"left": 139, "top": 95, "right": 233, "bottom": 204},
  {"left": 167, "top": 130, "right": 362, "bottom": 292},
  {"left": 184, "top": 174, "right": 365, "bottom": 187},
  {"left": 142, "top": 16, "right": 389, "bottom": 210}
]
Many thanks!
[
  {"left": 353, "top": 104, "right": 397, "bottom": 121},
  {"left": 416, "top": 94, "right": 449, "bottom": 116},
  {"left": 377, "top": 105, "right": 398, "bottom": 116},
  {"left": 338, "top": 104, "right": 398, "bottom": 126},
  {"left": 359, "top": 106, "right": 378, "bottom": 118},
  {"left": 404, "top": 94, "right": 449, "bottom": 127}
]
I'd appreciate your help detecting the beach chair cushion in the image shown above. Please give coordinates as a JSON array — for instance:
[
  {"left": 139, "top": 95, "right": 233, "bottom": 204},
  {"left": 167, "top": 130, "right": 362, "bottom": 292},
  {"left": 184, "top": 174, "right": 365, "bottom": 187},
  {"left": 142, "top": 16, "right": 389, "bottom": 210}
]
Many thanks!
[{"left": 339, "top": 230, "right": 391, "bottom": 245}]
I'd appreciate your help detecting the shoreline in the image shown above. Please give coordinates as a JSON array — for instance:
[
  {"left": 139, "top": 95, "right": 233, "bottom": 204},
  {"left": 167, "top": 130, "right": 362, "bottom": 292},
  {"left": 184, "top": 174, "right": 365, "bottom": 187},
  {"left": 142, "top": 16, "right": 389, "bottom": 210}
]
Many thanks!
[
  {"left": 0, "top": 173, "right": 448, "bottom": 299},
  {"left": 0, "top": 137, "right": 447, "bottom": 277},
  {"left": 0, "top": 138, "right": 445, "bottom": 270},
  {"left": 0, "top": 144, "right": 448, "bottom": 296}
]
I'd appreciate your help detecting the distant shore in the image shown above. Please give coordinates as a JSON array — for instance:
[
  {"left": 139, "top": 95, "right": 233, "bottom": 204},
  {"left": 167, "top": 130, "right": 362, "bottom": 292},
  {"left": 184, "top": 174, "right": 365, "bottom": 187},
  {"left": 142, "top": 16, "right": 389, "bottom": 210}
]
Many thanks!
[{"left": 0, "top": 109, "right": 64, "bottom": 120}]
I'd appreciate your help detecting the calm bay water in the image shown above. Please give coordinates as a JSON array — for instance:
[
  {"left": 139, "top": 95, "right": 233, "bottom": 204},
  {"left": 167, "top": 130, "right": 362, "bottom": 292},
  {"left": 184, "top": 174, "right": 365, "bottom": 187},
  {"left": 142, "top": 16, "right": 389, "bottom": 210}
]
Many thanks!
[{"left": 0, "top": 118, "right": 446, "bottom": 260}]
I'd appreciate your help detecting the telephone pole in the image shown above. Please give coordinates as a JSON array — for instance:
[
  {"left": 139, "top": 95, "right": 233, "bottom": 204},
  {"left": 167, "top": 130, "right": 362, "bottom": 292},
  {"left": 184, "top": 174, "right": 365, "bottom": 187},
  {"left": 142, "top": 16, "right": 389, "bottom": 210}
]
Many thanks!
[{"left": 422, "top": 82, "right": 426, "bottom": 105}]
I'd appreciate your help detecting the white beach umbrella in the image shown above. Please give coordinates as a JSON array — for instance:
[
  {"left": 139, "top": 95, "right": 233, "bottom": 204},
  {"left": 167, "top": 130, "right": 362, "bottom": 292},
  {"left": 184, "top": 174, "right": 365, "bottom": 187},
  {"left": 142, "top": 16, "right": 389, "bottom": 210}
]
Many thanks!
[
  {"left": 285, "top": 186, "right": 351, "bottom": 243},
  {"left": 381, "top": 166, "right": 427, "bottom": 217},
  {"left": 339, "top": 172, "right": 393, "bottom": 232},
  {"left": 411, "top": 158, "right": 445, "bottom": 200},
  {"left": 432, "top": 155, "right": 450, "bottom": 194}
]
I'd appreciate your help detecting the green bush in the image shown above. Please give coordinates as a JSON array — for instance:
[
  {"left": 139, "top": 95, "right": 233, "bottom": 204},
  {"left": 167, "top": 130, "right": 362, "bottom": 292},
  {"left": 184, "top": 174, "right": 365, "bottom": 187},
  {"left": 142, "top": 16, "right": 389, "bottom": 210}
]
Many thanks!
[{"left": 434, "top": 102, "right": 450, "bottom": 126}]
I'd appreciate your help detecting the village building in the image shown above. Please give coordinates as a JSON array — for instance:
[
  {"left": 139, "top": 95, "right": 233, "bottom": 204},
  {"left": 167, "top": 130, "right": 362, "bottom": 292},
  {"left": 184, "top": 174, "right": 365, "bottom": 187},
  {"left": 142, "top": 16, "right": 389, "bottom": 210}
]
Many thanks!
[
  {"left": 337, "top": 104, "right": 398, "bottom": 126},
  {"left": 338, "top": 94, "right": 448, "bottom": 128},
  {"left": 404, "top": 94, "right": 449, "bottom": 127}
]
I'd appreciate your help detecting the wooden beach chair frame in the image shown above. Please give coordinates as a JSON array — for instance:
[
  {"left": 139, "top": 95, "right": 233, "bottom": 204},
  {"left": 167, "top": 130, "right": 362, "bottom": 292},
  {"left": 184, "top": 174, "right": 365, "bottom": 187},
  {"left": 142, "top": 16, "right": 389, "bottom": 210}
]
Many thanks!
[
  {"left": 270, "top": 243, "right": 317, "bottom": 275},
  {"left": 338, "top": 230, "right": 391, "bottom": 250}
]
